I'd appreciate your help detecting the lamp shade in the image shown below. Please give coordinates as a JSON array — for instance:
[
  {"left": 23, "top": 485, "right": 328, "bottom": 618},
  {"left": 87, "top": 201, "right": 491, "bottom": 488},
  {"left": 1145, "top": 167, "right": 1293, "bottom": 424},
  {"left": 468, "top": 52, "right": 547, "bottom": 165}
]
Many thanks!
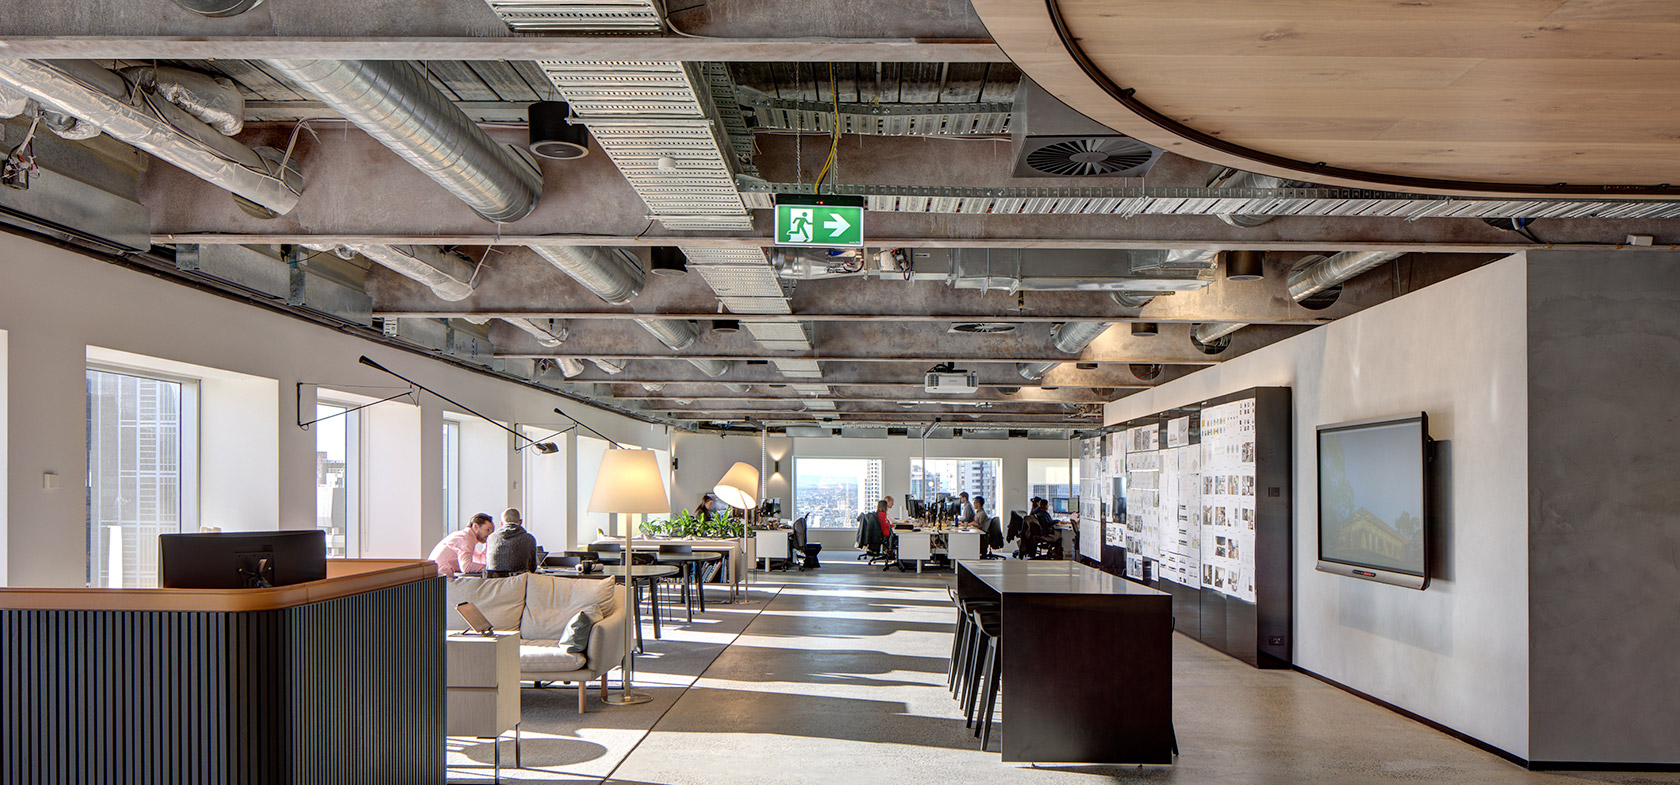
[
  {"left": 713, "top": 461, "right": 760, "bottom": 510},
  {"left": 587, "top": 449, "right": 670, "bottom": 514}
]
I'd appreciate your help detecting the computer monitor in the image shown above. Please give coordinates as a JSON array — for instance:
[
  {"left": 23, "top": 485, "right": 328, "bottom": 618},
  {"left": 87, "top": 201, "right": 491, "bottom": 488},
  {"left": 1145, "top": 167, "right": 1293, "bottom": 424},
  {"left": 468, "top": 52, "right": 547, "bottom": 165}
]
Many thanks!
[
  {"left": 159, "top": 530, "right": 328, "bottom": 589},
  {"left": 1052, "top": 497, "right": 1070, "bottom": 514},
  {"left": 907, "top": 498, "right": 926, "bottom": 520}
]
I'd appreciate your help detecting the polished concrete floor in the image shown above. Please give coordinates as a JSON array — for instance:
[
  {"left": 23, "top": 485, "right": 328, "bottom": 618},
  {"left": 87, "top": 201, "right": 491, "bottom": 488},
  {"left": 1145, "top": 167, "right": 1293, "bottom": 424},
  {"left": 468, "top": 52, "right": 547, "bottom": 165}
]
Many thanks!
[{"left": 447, "top": 556, "right": 1680, "bottom": 784}]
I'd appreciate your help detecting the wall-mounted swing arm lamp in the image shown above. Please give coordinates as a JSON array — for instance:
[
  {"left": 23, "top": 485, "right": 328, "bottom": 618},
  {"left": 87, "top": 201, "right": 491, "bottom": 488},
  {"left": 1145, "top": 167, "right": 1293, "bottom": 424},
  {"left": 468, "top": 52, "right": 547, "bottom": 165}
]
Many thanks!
[
  {"left": 356, "top": 356, "right": 558, "bottom": 453},
  {"left": 552, "top": 406, "right": 624, "bottom": 449}
]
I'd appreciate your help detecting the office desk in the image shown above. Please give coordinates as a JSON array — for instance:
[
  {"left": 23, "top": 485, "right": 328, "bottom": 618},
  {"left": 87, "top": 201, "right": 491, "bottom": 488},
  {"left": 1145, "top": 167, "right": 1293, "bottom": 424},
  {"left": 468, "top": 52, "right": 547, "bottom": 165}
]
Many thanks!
[
  {"left": 589, "top": 538, "right": 744, "bottom": 601},
  {"left": 956, "top": 561, "right": 1173, "bottom": 764},
  {"left": 0, "top": 559, "right": 444, "bottom": 785}
]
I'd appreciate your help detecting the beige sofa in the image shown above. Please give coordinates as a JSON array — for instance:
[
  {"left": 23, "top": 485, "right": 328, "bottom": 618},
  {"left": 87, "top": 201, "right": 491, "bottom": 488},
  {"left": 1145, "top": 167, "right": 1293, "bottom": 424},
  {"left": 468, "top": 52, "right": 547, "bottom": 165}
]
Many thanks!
[{"left": 445, "top": 572, "right": 627, "bottom": 712}]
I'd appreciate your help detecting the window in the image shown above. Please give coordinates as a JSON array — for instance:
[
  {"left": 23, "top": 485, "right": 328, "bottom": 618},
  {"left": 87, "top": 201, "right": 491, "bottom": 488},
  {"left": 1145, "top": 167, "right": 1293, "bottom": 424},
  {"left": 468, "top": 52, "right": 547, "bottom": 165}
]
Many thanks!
[
  {"left": 912, "top": 458, "right": 1002, "bottom": 514},
  {"left": 86, "top": 368, "right": 197, "bottom": 588},
  {"left": 794, "top": 458, "right": 883, "bottom": 529},
  {"left": 575, "top": 435, "right": 609, "bottom": 540},
  {"left": 1028, "top": 457, "right": 1080, "bottom": 514},
  {"left": 314, "top": 402, "right": 360, "bottom": 558},
  {"left": 442, "top": 419, "right": 461, "bottom": 531}
]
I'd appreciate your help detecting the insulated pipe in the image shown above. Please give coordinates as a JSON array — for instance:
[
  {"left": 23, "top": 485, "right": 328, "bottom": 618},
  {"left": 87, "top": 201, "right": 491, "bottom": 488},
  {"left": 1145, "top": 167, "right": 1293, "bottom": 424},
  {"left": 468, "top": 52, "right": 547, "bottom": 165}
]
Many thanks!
[
  {"left": 0, "top": 59, "right": 299, "bottom": 216},
  {"left": 1287, "top": 251, "right": 1405, "bottom": 302},
  {"left": 634, "top": 317, "right": 732, "bottom": 378},
  {"left": 530, "top": 245, "right": 646, "bottom": 305},
  {"left": 264, "top": 59, "right": 541, "bottom": 223},
  {"left": 348, "top": 244, "right": 475, "bottom": 302},
  {"left": 504, "top": 317, "right": 568, "bottom": 348}
]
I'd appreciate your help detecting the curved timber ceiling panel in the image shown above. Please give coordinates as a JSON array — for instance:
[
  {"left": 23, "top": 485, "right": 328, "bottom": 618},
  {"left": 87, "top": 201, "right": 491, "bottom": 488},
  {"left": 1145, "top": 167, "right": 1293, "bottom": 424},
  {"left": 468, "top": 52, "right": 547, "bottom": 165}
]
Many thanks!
[{"left": 972, "top": 0, "right": 1680, "bottom": 197}]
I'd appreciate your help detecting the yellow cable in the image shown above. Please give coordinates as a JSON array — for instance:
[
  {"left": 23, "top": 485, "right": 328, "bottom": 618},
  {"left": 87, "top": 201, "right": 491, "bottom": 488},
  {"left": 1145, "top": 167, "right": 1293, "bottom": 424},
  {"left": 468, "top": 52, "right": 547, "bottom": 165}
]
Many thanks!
[{"left": 813, "top": 62, "right": 841, "bottom": 193}]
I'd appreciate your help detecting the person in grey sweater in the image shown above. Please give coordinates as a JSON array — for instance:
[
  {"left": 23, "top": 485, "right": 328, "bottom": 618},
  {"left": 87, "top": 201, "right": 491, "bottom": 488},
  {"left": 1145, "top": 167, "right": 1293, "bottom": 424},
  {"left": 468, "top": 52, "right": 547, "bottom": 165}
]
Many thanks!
[{"left": 485, "top": 507, "right": 539, "bottom": 575}]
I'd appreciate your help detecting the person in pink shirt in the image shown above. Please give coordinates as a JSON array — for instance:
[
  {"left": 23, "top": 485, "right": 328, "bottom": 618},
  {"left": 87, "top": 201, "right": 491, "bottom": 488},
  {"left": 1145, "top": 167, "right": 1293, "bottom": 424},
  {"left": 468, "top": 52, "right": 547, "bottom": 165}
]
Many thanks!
[{"left": 428, "top": 512, "right": 495, "bottom": 576}]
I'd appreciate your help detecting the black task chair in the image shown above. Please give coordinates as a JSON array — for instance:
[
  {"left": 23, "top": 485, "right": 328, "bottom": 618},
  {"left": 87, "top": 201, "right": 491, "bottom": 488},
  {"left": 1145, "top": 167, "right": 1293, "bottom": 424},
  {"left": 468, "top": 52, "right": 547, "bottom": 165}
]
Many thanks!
[
  {"left": 791, "top": 515, "right": 822, "bottom": 570},
  {"left": 858, "top": 512, "right": 893, "bottom": 563},
  {"left": 980, "top": 516, "right": 1006, "bottom": 559}
]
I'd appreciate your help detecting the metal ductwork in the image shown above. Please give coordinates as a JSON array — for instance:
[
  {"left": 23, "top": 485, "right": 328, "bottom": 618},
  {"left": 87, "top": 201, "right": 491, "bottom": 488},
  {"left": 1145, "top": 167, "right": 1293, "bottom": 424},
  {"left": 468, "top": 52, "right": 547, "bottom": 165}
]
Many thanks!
[
  {"left": 1192, "top": 322, "right": 1246, "bottom": 343},
  {"left": 347, "top": 244, "right": 475, "bottom": 302},
  {"left": 0, "top": 59, "right": 299, "bottom": 216},
  {"left": 557, "top": 358, "right": 587, "bottom": 378},
  {"left": 941, "top": 248, "right": 1212, "bottom": 294},
  {"left": 1017, "top": 321, "right": 1113, "bottom": 381},
  {"left": 530, "top": 245, "right": 646, "bottom": 305},
  {"left": 1113, "top": 291, "right": 1162, "bottom": 309},
  {"left": 263, "top": 59, "right": 541, "bottom": 223},
  {"left": 170, "top": 0, "right": 263, "bottom": 16},
  {"left": 1209, "top": 169, "right": 1286, "bottom": 227},
  {"left": 1195, "top": 250, "right": 1406, "bottom": 345},
  {"left": 589, "top": 358, "right": 625, "bottom": 374},
  {"left": 1288, "top": 251, "right": 1405, "bottom": 302},
  {"left": 529, "top": 244, "right": 728, "bottom": 378}
]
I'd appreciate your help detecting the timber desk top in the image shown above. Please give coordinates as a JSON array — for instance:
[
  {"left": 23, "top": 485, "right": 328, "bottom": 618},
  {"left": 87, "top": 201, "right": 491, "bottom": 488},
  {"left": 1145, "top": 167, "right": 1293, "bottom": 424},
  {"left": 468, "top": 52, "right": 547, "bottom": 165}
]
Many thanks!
[
  {"left": 0, "top": 559, "right": 437, "bottom": 612},
  {"left": 960, "top": 560, "right": 1168, "bottom": 597}
]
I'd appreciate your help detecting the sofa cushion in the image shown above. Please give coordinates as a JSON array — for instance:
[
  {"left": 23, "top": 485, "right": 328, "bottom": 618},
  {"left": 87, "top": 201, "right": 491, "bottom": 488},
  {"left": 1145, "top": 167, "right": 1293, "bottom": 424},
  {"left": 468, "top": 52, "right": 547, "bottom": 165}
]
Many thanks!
[
  {"left": 445, "top": 573, "right": 529, "bottom": 632},
  {"left": 519, "top": 639, "right": 587, "bottom": 673},
  {"left": 520, "top": 574, "right": 616, "bottom": 640}
]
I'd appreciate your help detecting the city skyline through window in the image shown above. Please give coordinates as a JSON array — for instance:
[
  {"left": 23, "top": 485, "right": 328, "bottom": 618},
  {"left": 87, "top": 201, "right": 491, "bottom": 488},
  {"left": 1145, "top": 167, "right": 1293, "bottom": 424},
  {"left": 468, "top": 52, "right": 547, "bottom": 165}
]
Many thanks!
[
  {"left": 911, "top": 458, "right": 1002, "bottom": 515},
  {"left": 794, "top": 458, "right": 882, "bottom": 529}
]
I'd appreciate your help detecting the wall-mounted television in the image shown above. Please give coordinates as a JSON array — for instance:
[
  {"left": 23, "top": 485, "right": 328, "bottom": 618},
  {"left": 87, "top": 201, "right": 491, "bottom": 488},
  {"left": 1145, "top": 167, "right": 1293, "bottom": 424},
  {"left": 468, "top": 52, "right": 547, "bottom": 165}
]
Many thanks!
[{"left": 1315, "top": 413, "right": 1431, "bottom": 590}]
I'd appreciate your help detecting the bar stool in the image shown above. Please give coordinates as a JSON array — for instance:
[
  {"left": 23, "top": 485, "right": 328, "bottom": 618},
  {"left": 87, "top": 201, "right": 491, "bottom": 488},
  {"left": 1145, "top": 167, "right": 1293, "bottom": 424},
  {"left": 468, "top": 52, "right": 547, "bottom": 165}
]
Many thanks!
[
  {"left": 962, "top": 606, "right": 1000, "bottom": 729},
  {"left": 952, "top": 597, "right": 998, "bottom": 703},
  {"left": 972, "top": 610, "right": 1003, "bottom": 751}
]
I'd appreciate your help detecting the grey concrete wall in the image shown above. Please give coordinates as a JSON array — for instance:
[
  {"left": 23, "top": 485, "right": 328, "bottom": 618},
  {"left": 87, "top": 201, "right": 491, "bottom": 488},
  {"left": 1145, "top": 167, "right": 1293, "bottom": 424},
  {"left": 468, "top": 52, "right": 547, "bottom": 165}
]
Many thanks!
[
  {"left": 1106, "top": 256, "right": 1532, "bottom": 758},
  {"left": 1526, "top": 250, "right": 1680, "bottom": 764}
]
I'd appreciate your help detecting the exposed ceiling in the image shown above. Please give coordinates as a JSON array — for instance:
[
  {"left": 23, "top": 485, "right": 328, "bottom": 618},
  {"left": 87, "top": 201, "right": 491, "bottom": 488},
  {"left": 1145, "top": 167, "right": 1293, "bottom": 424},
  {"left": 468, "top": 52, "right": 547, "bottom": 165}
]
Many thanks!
[{"left": 2, "top": 0, "right": 1677, "bottom": 436}]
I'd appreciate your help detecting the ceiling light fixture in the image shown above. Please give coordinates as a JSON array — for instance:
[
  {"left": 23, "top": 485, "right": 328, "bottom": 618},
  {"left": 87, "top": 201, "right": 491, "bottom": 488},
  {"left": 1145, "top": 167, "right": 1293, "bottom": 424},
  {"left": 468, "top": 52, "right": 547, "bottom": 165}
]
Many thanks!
[
  {"left": 527, "top": 101, "right": 590, "bottom": 161},
  {"left": 712, "top": 319, "right": 740, "bottom": 333},
  {"left": 650, "top": 246, "right": 688, "bottom": 276},
  {"left": 1225, "top": 250, "right": 1266, "bottom": 281},
  {"left": 1132, "top": 322, "right": 1159, "bottom": 337}
]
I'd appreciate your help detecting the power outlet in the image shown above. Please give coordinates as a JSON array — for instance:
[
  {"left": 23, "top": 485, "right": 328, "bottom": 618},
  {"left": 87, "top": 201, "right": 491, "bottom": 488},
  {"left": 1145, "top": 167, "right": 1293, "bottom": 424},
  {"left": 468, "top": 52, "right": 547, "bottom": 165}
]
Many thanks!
[{"left": 1268, "top": 635, "right": 1286, "bottom": 646}]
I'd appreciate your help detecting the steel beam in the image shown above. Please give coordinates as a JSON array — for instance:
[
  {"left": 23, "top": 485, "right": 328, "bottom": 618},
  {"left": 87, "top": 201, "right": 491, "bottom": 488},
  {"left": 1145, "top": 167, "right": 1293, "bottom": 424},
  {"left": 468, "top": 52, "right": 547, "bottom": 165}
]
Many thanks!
[
  {"left": 0, "top": 0, "right": 999, "bottom": 60},
  {"left": 143, "top": 126, "right": 1680, "bottom": 252},
  {"left": 369, "top": 252, "right": 1496, "bottom": 325},
  {"left": 606, "top": 386, "right": 1113, "bottom": 404},
  {"left": 490, "top": 319, "right": 1308, "bottom": 364},
  {"left": 552, "top": 362, "right": 1192, "bottom": 389}
]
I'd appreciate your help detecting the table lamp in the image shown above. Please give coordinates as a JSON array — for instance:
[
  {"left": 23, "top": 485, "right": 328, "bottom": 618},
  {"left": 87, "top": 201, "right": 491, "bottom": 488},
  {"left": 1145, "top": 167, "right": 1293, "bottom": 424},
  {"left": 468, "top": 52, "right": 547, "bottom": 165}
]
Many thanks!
[{"left": 587, "top": 448, "right": 669, "bottom": 705}]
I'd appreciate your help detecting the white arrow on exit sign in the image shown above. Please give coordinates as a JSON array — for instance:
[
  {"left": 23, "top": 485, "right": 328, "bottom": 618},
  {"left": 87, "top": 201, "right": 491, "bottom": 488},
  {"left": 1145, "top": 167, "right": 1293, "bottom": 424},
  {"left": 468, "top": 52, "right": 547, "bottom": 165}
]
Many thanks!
[{"left": 822, "top": 213, "right": 851, "bottom": 237}]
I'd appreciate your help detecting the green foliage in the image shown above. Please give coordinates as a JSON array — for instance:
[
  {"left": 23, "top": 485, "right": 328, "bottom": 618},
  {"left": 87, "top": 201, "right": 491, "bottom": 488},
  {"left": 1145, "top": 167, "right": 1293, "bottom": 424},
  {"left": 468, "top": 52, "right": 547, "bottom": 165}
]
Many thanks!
[{"left": 640, "top": 508, "right": 745, "bottom": 539}]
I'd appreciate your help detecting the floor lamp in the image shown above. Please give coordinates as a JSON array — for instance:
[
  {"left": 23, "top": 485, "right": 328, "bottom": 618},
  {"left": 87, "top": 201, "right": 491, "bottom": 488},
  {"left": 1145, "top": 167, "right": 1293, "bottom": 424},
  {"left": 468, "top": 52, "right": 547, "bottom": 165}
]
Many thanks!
[
  {"left": 587, "top": 448, "right": 669, "bottom": 706},
  {"left": 714, "top": 462, "right": 760, "bottom": 577}
]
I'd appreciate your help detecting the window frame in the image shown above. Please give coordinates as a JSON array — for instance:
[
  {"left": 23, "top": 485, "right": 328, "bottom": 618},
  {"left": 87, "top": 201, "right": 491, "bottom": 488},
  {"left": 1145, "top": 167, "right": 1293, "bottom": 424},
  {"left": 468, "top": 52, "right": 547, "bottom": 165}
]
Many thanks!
[
  {"left": 792, "top": 456, "right": 885, "bottom": 530},
  {"left": 84, "top": 363, "right": 200, "bottom": 588},
  {"left": 313, "top": 398, "right": 363, "bottom": 558}
]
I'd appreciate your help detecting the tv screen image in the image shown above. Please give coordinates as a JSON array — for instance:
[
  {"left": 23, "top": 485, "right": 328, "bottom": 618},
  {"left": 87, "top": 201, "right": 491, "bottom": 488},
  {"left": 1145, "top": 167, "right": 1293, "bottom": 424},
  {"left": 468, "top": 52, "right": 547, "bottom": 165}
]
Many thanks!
[{"left": 1316, "top": 414, "right": 1430, "bottom": 589}]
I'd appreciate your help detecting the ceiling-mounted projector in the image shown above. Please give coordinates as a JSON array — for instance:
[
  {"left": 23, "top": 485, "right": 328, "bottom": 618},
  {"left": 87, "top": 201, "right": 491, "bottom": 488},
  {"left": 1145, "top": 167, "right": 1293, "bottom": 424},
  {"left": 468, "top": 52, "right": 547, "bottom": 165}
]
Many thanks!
[{"left": 925, "top": 369, "right": 978, "bottom": 394}]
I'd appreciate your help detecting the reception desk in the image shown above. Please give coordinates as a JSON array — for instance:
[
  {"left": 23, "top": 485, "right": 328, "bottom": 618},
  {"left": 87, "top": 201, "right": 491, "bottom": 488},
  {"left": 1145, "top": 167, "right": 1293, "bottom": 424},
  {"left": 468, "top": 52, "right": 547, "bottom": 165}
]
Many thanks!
[
  {"left": 0, "top": 559, "right": 444, "bottom": 785},
  {"left": 956, "top": 560, "right": 1173, "bottom": 764}
]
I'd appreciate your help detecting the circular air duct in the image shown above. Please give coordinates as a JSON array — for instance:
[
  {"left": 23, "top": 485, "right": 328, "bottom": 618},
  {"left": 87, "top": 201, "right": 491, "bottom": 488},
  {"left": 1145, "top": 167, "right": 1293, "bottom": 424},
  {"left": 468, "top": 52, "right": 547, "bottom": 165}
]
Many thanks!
[
  {"left": 527, "top": 101, "right": 590, "bottom": 161},
  {"left": 1226, "top": 250, "right": 1266, "bottom": 281},
  {"left": 712, "top": 319, "right": 740, "bottom": 333},
  {"left": 1131, "top": 322, "right": 1159, "bottom": 337},
  {"left": 651, "top": 247, "right": 688, "bottom": 276},
  {"left": 171, "top": 0, "right": 263, "bottom": 16}
]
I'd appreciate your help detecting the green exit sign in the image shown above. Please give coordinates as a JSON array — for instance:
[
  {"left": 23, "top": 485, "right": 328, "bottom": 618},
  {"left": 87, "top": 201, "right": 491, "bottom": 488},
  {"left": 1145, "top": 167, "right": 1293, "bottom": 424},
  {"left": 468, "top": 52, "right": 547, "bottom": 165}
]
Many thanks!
[{"left": 775, "top": 202, "right": 864, "bottom": 248}]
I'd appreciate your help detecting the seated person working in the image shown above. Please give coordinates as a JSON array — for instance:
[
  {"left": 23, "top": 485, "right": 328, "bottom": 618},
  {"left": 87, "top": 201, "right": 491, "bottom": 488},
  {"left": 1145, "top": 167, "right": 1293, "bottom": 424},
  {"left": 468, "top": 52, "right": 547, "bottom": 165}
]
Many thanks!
[
  {"left": 428, "top": 512, "right": 495, "bottom": 576},
  {"left": 485, "top": 507, "right": 541, "bottom": 576}
]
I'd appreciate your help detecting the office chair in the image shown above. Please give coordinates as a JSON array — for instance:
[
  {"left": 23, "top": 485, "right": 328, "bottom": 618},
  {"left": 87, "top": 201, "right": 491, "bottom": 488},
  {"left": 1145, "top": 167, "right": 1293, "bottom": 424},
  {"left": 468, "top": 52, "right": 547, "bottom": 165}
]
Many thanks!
[{"left": 791, "top": 515, "right": 821, "bottom": 570}]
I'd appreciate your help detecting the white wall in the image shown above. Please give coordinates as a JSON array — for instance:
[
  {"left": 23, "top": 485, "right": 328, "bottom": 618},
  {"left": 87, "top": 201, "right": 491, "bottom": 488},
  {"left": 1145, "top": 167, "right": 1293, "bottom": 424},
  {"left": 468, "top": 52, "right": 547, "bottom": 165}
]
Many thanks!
[
  {"left": 0, "top": 328, "right": 7, "bottom": 586},
  {"left": 454, "top": 417, "right": 513, "bottom": 527},
  {"left": 0, "top": 233, "right": 667, "bottom": 586},
  {"left": 1105, "top": 256, "right": 1531, "bottom": 758}
]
